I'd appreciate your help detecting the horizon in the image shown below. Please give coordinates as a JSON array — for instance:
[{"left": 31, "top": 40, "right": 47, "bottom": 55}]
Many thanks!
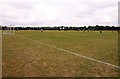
[{"left": 1, "top": 24, "right": 119, "bottom": 27}]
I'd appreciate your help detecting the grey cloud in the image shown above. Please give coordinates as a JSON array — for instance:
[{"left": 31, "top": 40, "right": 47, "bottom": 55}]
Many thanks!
[{"left": 0, "top": 0, "right": 119, "bottom": 26}]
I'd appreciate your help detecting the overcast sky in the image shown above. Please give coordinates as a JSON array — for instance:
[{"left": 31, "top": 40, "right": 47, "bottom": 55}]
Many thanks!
[{"left": 0, "top": 0, "right": 119, "bottom": 27}]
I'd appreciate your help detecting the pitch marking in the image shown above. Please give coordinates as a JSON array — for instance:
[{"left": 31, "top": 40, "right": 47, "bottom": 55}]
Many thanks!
[{"left": 16, "top": 34, "right": 120, "bottom": 69}]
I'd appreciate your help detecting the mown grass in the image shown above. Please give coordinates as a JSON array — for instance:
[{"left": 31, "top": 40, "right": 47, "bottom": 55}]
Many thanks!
[{"left": 2, "top": 30, "right": 118, "bottom": 77}]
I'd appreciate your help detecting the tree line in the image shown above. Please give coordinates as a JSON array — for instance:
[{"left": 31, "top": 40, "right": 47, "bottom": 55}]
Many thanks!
[{"left": 2, "top": 25, "right": 120, "bottom": 31}]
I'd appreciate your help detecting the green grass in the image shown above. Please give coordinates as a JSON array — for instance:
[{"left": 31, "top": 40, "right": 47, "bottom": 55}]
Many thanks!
[{"left": 2, "top": 30, "right": 118, "bottom": 77}]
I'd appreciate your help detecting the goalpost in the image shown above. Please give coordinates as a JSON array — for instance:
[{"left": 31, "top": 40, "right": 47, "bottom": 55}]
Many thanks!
[{"left": 2, "top": 26, "right": 15, "bottom": 34}]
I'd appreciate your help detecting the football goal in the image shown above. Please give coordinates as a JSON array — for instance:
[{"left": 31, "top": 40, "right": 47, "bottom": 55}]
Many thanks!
[{"left": 2, "top": 26, "right": 15, "bottom": 34}]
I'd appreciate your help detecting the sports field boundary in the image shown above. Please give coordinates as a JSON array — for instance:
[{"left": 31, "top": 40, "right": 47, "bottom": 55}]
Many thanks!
[{"left": 16, "top": 34, "right": 120, "bottom": 69}]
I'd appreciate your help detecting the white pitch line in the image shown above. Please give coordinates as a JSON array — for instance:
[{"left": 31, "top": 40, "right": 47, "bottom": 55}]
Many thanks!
[{"left": 16, "top": 34, "right": 120, "bottom": 69}]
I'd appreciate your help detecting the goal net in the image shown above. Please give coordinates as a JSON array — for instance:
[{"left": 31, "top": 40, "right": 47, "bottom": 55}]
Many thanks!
[{"left": 2, "top": 26, "right": 15, "bottom": 34}]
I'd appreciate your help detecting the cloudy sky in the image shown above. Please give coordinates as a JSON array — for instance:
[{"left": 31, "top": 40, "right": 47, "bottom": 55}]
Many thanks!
[{"left": 0, "top": 0, "right": 119, "bottom": 26}]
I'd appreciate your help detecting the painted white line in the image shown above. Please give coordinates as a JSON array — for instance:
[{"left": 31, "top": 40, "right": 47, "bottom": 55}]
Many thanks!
[{"left": 16, "top": 34, "right": 120, "bottom": 69}]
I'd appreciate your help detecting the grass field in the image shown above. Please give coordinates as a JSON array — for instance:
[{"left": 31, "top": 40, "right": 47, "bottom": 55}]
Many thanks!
[{"left": 2, "top": 30, "right": 119, "bottom": 77}]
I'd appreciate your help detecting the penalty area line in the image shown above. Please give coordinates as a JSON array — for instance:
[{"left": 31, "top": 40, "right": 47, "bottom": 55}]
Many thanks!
[{"left": 16, "top": 34, "right": 120, "bottom": 69}]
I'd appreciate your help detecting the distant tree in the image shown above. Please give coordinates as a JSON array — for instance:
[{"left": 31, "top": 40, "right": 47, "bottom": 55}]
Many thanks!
[
  {"left": 60, "top": 26, "right": 64, "bottom": 30},
  {"left": 69, "top": 27, "right": 73, "bottom": 30},
  {"left": 83, "top": 26, "right": 86, "bottom": 32},
  {"left": 88, "top": 25, "right": 91, "bottom": 32},
  {"left": 95, "top": 25, "right": 100, "bottom": 30}
]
